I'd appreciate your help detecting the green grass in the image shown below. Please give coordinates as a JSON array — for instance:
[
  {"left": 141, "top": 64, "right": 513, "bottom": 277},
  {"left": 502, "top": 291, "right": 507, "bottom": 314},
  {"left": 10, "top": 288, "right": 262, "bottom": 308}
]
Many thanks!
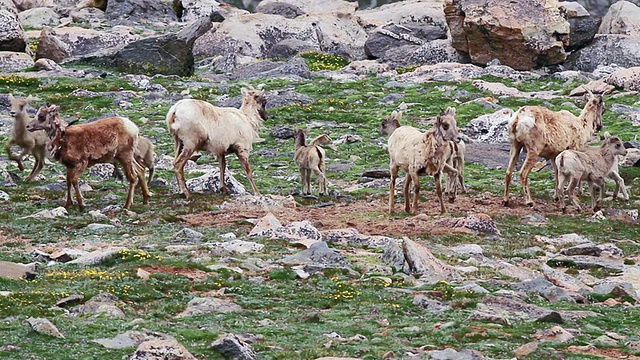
[{"left": 1, "top": 68, "right": 640, "bottom": 360}]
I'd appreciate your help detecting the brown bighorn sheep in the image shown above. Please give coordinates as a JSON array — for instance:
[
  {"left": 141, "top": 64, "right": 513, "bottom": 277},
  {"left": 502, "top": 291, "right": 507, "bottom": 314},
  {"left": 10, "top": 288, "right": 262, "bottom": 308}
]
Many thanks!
[
  {"left": 166, "top": 86, "right": 268, "bottom": 199},
  {"left": 503, "top": 91, "right": 604, "bottom": 207},
  {"left": 5, "top": 95, "right": 48, "bottom": 181},
  {"left": 577, "top": 132, "right": 629, "bottom": 201},
  {"left": 293, "top": 129, "right": 332, "bottom": 196},
  {"left": 380, "top": 110, "right": 465, "bottom": 204},
  {"left": 555, "top": 134, "right": 627, "bottom": 212},
  {"left": 387, "top": 108, "right": 460, "bottom": 215},
  {"left": 112, "top": 136, "right": 155, "bottom": 186},
  {"left": 26, "top": 104, "right": 150, "bottom": 210}
]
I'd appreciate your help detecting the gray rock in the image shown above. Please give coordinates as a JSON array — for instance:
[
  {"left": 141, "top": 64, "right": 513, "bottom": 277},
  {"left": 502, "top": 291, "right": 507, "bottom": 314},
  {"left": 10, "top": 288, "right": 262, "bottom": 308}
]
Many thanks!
[
  {"left": 231, "top": 56, "right": 311, "bottom": 80},
  {"left": 24, "top": 206, "right": 68, "bottom": 219},
  {"left": 86, "top": 223, "right": 116, "bottom": 231},
  {"left": 186, "top": 168, "right": 247, "bottom": 196},
  {"left": 249, "top": 212, "right": 283, "bottom": 237},
  {"left": 605, "top": 67, "right": 640, "bottom": 91},
  {"left": 381, "top": 240, "right": 408, "bottom": 272},
  {"left": 382, "top": 40, "right": 468, "bottom": 68},
  {"left": 68, "top": 247, "right": 125, "bottom": 266},
  {"left": 412, "top": 295, "right": 451, "bottom": 313},
  {"left": 0, "top": 261, "right": 36, "bottom": 280},
  {"left": 70, "top": 33, "right": 194, "bottom": 76},
  {"left": 598, "top": 1, "right": 640, "bottom": 36},
  {"left": 0, "top": 0, "right": 26, "bottom": 52},
  {"left": 560, "top": 243, "right": 601, "bottom": 256},
  {"left": 321, "top": 228, "right": 394, "bottom": 248},
  {"left": 125, "top": 338, "right": 196, "bottom": 360},
  {"left": 514, "top": 277, "right": 576, "bottom": 302},
  {"left": 208, "top": 240, "right": 265, "bottom": 254},
  {"left": 566, "top": 34, "right": 640, "bottom": 72},
  {"left": 176, "top": 297, "right": 241, "bottom": 318},
  {"left": 429, "top": 348, "right": 485, "bottom": 360},
  {"left": 463, "top": 108, "right": 514, "bottom": 144},
  {"left": 18, "top": 6, "right": 60, "bottom": 29},
  {"left": 173, "top": 228, "right": 204, "bottom": 243},
  {"left": 210, "top": 333, "right": 257, "bottom": 360},
  {"left": 180, "top": 0, "right": 248, "bottom": 22},
  {"left": 280, "top": 241, "right": 350, "bottom": 268},
  {"left": 94, "top": 330, "right": 170, "bottom": 349},
  {"left": 403, "top": 238, "right": 460, "bottom": 282},
  {"left": 88, "top": 163, "right": 116, "bottom": 180},
  {"left": 273, "top": 221, "right": 322, "bottom": 243},
  {"left": 177, "top": 16, "right": 213, "bottom": 48},
  {"left": 475, "top": 295, "right": 598, "bottom": 324},
  {"left": 0, "top": 51, "right": 34, "bottom": 72},
  {"left": 257, "top": 2, "right": 303, "bottom": 18},
  {"left": 25, "top": 317, "right": 64, "bottom": 338},
  {"left": 72, "top": 293, "right": 125, "bottom": 319},
  {"left": 0, "top": 190, "right": 9, "bottom": 201},
  {"left": 364, "top": 23, "right": 447, "bottom": 59},
  {"left": 592, "top": 281, "right": 640, "bottom": 302},
  {"left": 270, "top": 125, "right": 295, "bottom": 139},
  {"left": 34, "top": 57, "right": 61, "bottom": 71},
  {"left": 105, "top": 0, "right": 177, "bottom": 24}
]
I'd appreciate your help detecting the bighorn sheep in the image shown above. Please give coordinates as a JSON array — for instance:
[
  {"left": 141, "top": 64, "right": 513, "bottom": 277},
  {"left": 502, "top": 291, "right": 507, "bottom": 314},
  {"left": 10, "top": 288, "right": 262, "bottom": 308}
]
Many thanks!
[
  {"left": 503, "top": 91, "right": 604, "bottom": 206},
  {"left": 381, "top": 110, "right": 465, "bottom": 205},
  {"left": 577, "top": 132, "right": 629, "bottom": 201},
  {"left": 112, "top": 136, "right": 155, "bottom": 186},
  {"left": 294, "top": 129, "right": 332, "bottom": 196},
  {"left": 166, "top": 86, "right": 268, "bottom": 199},
  {"left": 26, "top": 104, "right": 150, "bottom": 210},
  {"left": 555, "top": 134, "right": 627, "bottom": 212},
  {"left": 386, "top": 108, "right": 460, "bottom": 215},
  {"left": 5, "top": 95, "right": 48, "bottom": 181}
]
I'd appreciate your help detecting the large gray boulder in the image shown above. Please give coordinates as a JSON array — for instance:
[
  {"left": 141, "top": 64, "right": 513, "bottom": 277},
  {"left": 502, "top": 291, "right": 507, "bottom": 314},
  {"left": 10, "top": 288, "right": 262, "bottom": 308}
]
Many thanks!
[
  {"left": 193, "top": 13, "right": 367, "bottom": 60},
  {"left": 178, "top": 0, "right": 248, "bottom": 22},
  {"left": 0, "top": 0, "right": 26, "bottom": 52},
  {"left": 598, "top": 0, "right": 640, "bottom": 36},
  {"left": 356, "top": 0, "right": 446, "bottom": 30},
  {"left": 105, "top": 0, "right": 177, "bottom": 24},
  {"left": 565, "top": 34, "right": 640, "bottom": 72},
  {"left": 35, "top": 26, "right": 139, "bottom": 63},
  {"left": 380, "top": 39, "right": 467, "bottom": 68},
  {"left": 0, "top": 51, "right": 34, "bottom": 71},
  {"left": 444, "top": 0, "right": 570, "bottom": 70},
  {"left": 18, "top": 6, "right": 60, "bottom": 29},
  {"left": 364, "top": 23, "right": 448, "bottom": 60},
  {"left": 561, "top": 1, "right": 599, "bottom": 51},
  {"left": 255, "top": 0, "right": 358, "bottom": 16}
]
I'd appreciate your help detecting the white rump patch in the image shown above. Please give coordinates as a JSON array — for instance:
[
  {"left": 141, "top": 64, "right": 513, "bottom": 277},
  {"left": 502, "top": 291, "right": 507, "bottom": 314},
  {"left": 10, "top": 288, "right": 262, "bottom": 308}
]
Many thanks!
[{"left": 121, "top": 117, "right": 139, "bottom": 136}]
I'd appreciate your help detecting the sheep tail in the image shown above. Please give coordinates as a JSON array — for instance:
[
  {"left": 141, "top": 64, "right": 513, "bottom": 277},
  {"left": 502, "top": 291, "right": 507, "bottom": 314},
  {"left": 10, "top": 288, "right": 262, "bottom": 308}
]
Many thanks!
[{"left": 315, "top": 147, "right": 323, "bottom": 160}]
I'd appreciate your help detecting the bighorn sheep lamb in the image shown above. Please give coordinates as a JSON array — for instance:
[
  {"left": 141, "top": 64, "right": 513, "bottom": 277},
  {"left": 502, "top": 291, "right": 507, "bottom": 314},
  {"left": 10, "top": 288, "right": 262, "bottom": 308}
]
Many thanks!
[
  {"left": 112, "top": 136, "right": 155, "bottom": 186},
  {"left": 555, "top": 134, "right": 627, "bottom": 212},
  {"left": 503, "top": 91, "right": 604, "bottom": 206},
  {"left": 26, "top": 104, "right": 150, "bottom": 210},
  {"left": 577, "top": 132, "right": 629, "bottom": 201},
  {"left": 381, "top": 110, "right": 465, "bottom": 205},
  {"left": 294, "top": 129, "right": 332, "bottom": 196},
  {"left": 5, "top": 95, "right": 48, "bottom": 181},
  {"left": 166, "top": 86, "right": 268, "bottom": 199},
  {"left": 387, "top": 108, "right": 460, "bottom": 215}
]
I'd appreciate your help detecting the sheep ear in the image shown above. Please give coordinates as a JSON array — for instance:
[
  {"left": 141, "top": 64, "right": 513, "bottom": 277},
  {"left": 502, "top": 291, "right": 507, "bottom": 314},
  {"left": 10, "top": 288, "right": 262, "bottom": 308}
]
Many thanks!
[
  {"left": 8, "top": 93, "right": 14, "bottom": 101},
  {"left": 445, "top": 107, "right": 456, "bottom": 116},
  {"left": 241, "top": 87, "right": 248, "bottom": 96},
  {"left": 603, "top": 131, "right": 611, "bottom": 139}
]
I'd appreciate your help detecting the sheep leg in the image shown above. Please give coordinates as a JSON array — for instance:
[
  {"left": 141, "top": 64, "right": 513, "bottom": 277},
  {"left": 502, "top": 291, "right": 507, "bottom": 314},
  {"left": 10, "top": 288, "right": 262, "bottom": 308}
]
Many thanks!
[
  {"left": 443, "top": 163, "right": 458, "bottom": 203},
  {"left": 503, "top": 143, "right": 523, "bottom": 205},
  {"left": 456, "top": 158, "right": 466, "bottom": 194},
  {"left": 7, "top": 145, "right": 27, "bottom": 172},
  {"left": 173, "top": 145, "right": 196, "bottom": 199},
  {"left": 147, "top": 166, "right": 155, "bottom": 186},
  {"left": 25, "top": 150, "right": 45, "bottom": 182},
  {"left": 300, "top": 168, "right": 310, "bottom": 195},
  {"left": 111, "top": 164, "right": 124, "bottom": 181},
  {"left": 218, "top": 155, "right": 229, "bottom": 194},
  {"left": 312, "top": 167, "right": 328, "bottom": 196},
  {"left": 389, "top": 165, "right": 398, "bottom": 213},
  {"left": 133, "top": 160, "right": 150, "bottom": 205},
  {"left": 237, "top": 152, "right": 260, "bottom": 195},
  {"left": 567, "top": 177, "right": 582, "bottom": 212},
  {"left": 67, "top": 165, "right": 86, "bottom": 210},
  {"left": 555, "top": 171, "right": 568, "bottom": 211},
  {"left": 403, "top": 173, "right": 412, "bottom": 214},
  {"left": 609, "top": 172, "right": 628, "bottom": 201},
  {"left": 590, "top": 180, "right": 603, "bottom": 211},
  {"left": 435, "top": 172, "right": 446, "bottom": 214},
  {"left": 551, "top": 157, "right": 560, "bottom": 201},
  {"left": 410, "top": 173, "right": 420, "bottom": 215},
  {"left": 519, "top": 151, "right": 540, "bottom": 207},
  {"left": 120, "top": 158, "right": 141, "bottom": 209}
]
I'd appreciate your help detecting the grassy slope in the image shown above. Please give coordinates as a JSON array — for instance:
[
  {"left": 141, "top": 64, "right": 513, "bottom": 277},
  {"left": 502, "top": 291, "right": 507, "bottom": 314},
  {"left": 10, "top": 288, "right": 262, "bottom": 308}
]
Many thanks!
[{"left": 1, "top": 57, "right": 640, "bottom": 359}]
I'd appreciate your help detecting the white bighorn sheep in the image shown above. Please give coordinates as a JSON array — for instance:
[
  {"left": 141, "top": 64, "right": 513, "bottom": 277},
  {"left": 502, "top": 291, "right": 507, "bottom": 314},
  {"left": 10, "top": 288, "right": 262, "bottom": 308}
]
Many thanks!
[
  {"left": 555, "top": 134, "right": 627, "bottom": 212},
  {"left": 503, "top": 91, "right": 604, "bottom": 207},
  {"left": 26, "top": 104, "right": 150, "bottom": 210},
  {"left": 166, "top": 86, "right": 268, "bottom": 199},
  {"left": 112, "top": 135, "right": 155, "bottom": 186},
  {"left": 387, "top": 108, "right": 460, "bottom": 215},
  {"left": 380, "top": 110, "right": 465, "bottom": 205},
  {"left": 5, "top": 95, "right": 48, "bottom": 181},
  {"left": 293, "top": 129, "right": 332, "bottom": 196}
]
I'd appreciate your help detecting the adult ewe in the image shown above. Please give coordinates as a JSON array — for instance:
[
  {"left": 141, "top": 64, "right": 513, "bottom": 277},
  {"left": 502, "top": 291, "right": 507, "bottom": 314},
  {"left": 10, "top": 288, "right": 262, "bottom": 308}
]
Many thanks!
[
  {"left": 166, "top": 86, "right": 268, "bottom": 199},
  {"left": 503, "top": 91, "right": 604, "bottom": 207}
]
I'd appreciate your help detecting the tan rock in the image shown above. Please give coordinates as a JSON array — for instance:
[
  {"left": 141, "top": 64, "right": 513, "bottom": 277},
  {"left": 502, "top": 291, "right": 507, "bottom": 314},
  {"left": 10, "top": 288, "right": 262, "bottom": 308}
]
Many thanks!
[
  {"left": 514, "top": 341, "right": 538, "bottom": 357},
  {"left": 599, "top": 1, "right": 640, "bottom": 36}
]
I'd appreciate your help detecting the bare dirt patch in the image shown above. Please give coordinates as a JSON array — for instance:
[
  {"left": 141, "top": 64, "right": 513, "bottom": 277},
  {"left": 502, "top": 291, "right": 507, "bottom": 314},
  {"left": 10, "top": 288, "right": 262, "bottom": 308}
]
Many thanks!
[{"left": 184, "top": 191, "right": 564, "bottom": 237}]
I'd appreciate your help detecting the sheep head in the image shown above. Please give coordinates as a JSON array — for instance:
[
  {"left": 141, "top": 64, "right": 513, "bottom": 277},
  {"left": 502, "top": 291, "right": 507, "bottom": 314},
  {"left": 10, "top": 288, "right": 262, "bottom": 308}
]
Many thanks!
[
  {"left": 241, "top": 86, "right": 268, "bottom": 121},
  {"left": 27, "top": 104, "right": 66, "bottom": 134},
  {"left": 294, "top": 129, "right": 307, "bottom": 148},
  {"left": 8, "top": 94, "right": 33, "bottom": 116},
  {"left": 380, "top": 111, "right": 402, "bottom": 136},
  {"left": 603, "top": 133, "right": 627, "bottom": 158},
  {"left": 435, "top": 107, "right": 460, "bottom": 143}
]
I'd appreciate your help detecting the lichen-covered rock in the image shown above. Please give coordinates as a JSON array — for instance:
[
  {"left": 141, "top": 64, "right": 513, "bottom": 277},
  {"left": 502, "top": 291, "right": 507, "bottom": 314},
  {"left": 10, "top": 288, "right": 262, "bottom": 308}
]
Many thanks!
[
  {"left": 357, "top": 0, "right": 446, "bottom": 30},
  {"left": 105, "top": 0, "right": 177, "bottom": 24},
  {"left": 125, "top": 338, "right": 196, "bottom": 360},
  {"left": 444, "top": 0, "right": 570, "bottom": 70},
  {"left": 463, "top": 108, "right": 514, "bottom": 144},
  {"left": 18, "top": 6, "right": 60, "bottom": 29},
  {"left": 0, "top": 51, "right": 34, "bottom": 71},
  {"left": 0, "top": 0, "right": 26, "bottom": 52},
  {"left": 364, "top": 23, "right": 447, "bottom": 59},
  {"left": 256, "top": 0, "right": 358, "bottom": 16},
  {"left": 565, "top": 34, "right": 640, "bottom": 72},
  {"left": 598, "top": 0, "right": 640, "bottom": 36},
  {"left": 35, "top": 26, "right": 139, "bottom": 63},
  {"left": 604, "top": 67, "right": 640, "bottom": 91},
  {"left": 179, "top": 0, "right": 248, "bottom": 22},
  {"left": 210, "top": 333, "right": 257, "bottom": 360},
  {"left": 185, "top": 168, "right": 247, "bottom": 195}
]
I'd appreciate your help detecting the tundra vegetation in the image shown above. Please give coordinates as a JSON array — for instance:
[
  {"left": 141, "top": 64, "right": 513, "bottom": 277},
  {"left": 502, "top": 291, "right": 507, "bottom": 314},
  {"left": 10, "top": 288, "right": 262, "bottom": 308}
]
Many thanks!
[{"left": 1, "top": 57, "right": 640, "bottom": 360}]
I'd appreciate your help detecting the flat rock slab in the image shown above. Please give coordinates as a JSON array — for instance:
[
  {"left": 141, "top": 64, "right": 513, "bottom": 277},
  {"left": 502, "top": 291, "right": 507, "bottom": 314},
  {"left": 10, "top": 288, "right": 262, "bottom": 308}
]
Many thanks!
[{"left": 0, "top": 261, "right": 35, "bottom": 280}]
